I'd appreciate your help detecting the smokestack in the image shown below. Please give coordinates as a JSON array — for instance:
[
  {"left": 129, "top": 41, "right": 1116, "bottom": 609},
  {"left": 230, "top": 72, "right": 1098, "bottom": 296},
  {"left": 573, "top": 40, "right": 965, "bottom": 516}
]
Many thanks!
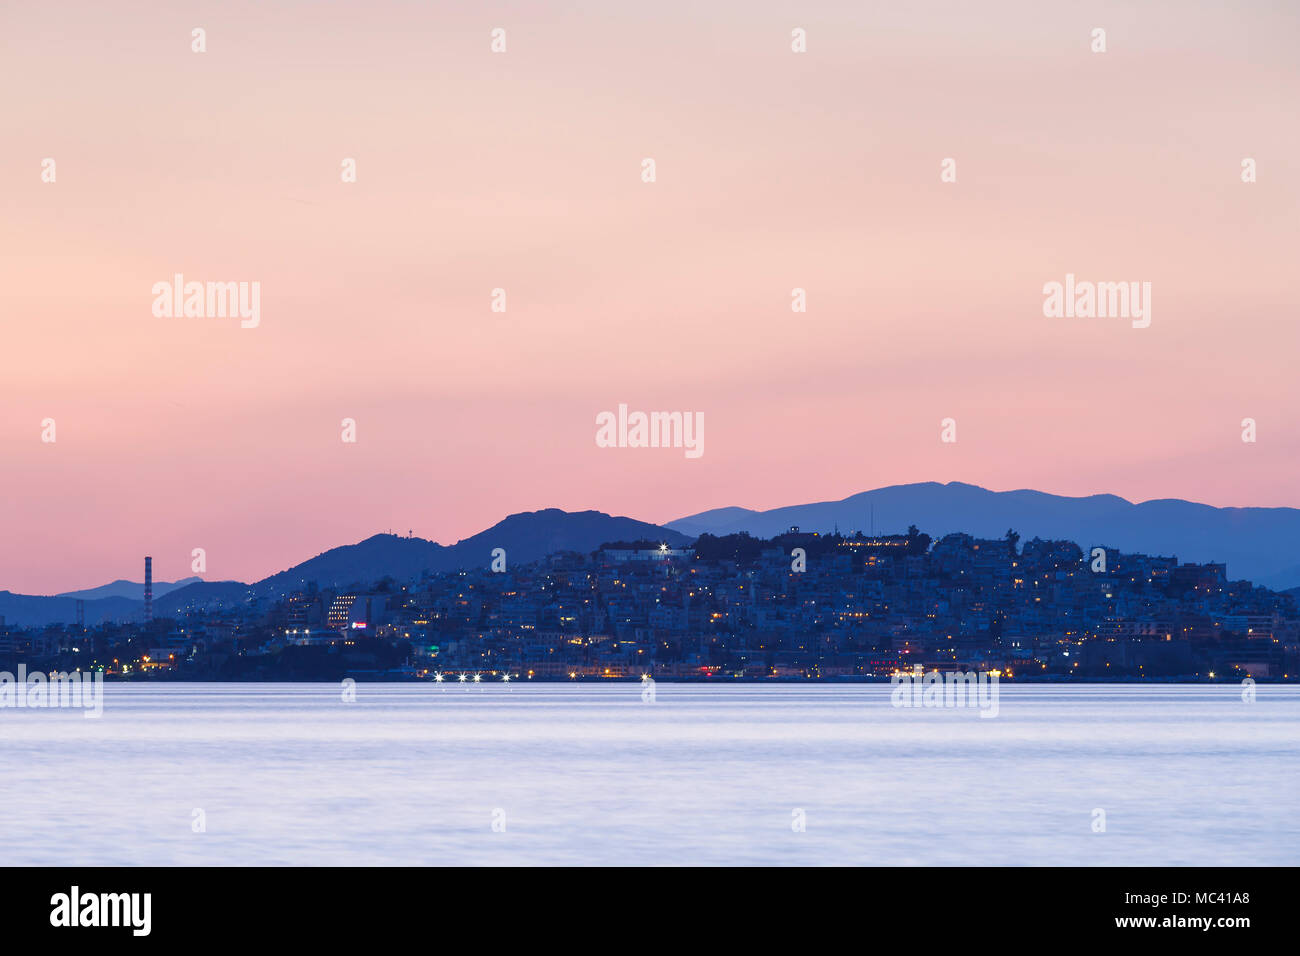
[{"left": 144, "top": 556, "right": 153, "bottom": 624}]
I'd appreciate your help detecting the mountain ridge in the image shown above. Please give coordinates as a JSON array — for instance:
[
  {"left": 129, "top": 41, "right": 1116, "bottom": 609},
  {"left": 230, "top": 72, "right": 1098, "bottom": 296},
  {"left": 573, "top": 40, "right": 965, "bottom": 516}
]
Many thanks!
[
  {"left": 0, "top": 509, "right": 691, "bottom": 625},
  {"left": 56, "top": 577, "right": 203, "bottom": 601},
  {"left": 5, "top": 489, "right": 1298, "bottom": 626},
  {"left": 667, "top": 481, "right": 1300, "bottom": 588}
]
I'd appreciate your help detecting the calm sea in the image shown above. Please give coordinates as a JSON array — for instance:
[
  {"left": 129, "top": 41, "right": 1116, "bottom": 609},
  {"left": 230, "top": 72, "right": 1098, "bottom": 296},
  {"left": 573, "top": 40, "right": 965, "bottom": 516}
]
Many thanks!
[{"left": 1, "top": 682, "right": 1294, "bottom": 865}]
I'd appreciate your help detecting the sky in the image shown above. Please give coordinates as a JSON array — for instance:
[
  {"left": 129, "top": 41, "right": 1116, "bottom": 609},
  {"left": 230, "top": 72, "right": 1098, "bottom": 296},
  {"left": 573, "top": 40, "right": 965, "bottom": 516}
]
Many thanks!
[{"left": 2, "top": 1, "right": 1298, "bottom": 593}]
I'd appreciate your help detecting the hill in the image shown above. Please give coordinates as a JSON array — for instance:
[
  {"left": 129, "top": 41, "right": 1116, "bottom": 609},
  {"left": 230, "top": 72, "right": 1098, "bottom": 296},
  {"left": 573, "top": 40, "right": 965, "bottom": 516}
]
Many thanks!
[{"left": 669, "top": 481, "right": 1300, "bottom": 589}]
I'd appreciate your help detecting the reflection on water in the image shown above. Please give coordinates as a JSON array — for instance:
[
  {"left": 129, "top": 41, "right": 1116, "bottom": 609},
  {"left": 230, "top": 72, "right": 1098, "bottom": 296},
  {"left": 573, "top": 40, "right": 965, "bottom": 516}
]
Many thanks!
[{"left": 0, "top": 683, "right": 1295, "bottom": 865}]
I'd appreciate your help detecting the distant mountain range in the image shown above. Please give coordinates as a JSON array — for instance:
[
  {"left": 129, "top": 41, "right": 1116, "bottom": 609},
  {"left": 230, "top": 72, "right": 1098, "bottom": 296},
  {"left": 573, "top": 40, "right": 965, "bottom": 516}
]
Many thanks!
[
  {"left": 0, "top": 509, "right": 690, "bottom": 626},
  {"left": 0, "top": 577, "right": 208, "bottom": 629},
  {"left": 668, "top": 481, "right": 1300, "bottom": 590},
  {"left": 56, "top": 577, "right": 203, "bottom": 601},
  {"left": 0, "top": 593, "right": 144, "bottom": 629},
  {"left": 4, "top": 487, "right": 1297, "bottom": 627}
]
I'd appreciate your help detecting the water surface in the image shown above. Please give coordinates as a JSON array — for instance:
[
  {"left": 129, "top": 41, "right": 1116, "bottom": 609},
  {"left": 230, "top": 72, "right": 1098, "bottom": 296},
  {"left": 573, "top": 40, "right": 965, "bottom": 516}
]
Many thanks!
[{"left": 1, "top": 683, "right": 1294, "bottom": 865}]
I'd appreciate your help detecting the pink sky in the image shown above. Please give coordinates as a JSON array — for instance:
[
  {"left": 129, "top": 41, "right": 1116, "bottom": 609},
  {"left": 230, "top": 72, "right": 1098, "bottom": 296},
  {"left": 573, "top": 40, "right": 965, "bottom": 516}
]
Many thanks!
[{"left": 2, "top": 1, "right": 1298, "bottom": 593}]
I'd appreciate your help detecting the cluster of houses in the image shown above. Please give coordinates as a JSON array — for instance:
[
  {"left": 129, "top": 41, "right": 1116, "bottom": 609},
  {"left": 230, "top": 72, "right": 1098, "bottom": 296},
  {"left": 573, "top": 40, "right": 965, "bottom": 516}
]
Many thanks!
[{"left": 5, "top": 530, "right": 1296, "bottom": 681}]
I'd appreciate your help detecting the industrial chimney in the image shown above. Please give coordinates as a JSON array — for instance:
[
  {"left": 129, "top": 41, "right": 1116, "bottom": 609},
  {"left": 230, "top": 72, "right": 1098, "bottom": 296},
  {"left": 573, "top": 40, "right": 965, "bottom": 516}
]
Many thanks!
[{"left": 144, "top": 555, "right": 153, "bottom": 624}]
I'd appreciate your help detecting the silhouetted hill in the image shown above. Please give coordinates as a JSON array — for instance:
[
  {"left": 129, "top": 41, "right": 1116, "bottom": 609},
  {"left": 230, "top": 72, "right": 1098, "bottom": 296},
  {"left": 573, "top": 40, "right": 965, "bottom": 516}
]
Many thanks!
[
  {"left": 156, "top": 581, "right": 254, "bottom": 615},
  {"left": 668, "top": 506, "right": 762, "bottom": 538},
  {"left": 0, "top": 591, "right": 141, "bottom": 628},
  {"left": 254, "top": 534, "right": 447, "bottom": 598},
  {"left": 3, "top": 510, "right": 691, "bottom": 622},
  {"left": 445, "top": 508, "right": 691, "bottom": 567},
  {"left": 0, "top": 580, "right": 247, "bottom": 626},
  {"left": 56, "top": 577, "right": 202, "bottom": 601},
  {"left": 669, "top": 481, "right": 1300, "bottom": 589},
  {"left": 10, "top": 492, "right": 1295, "bottom": 626},
  {"left": 253, "top": 509, "right": 690, "bottom": 598}
]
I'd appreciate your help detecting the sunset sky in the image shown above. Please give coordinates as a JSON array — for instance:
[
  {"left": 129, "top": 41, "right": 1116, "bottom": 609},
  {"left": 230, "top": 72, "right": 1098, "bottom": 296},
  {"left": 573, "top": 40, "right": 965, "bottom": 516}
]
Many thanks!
[{"left": 3, "top": 1, "right": 1298, "bottom": 593}]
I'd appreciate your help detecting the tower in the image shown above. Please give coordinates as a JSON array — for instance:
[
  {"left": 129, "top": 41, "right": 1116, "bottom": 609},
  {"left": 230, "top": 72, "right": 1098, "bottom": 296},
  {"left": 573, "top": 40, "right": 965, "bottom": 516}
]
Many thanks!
[{"left": 144, "top": 556, "right": 153, "bottom": 624}]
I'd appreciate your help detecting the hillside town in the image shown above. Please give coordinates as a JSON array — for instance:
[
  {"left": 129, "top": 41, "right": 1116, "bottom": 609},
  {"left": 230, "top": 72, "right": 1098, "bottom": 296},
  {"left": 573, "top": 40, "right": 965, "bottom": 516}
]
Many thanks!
[{"left": 3, "top": 528, "right": 1297, "bottom": 682}]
